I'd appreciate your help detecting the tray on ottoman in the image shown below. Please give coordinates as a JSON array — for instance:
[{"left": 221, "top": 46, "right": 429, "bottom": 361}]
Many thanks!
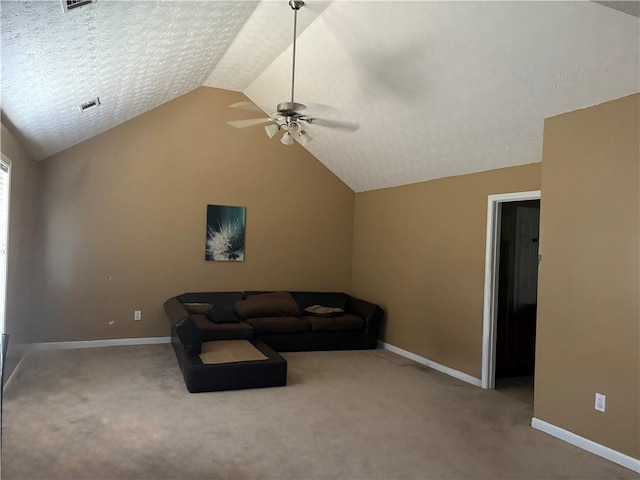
[{"left": 172, "top": 337, "right": 287, "bottom": 393}]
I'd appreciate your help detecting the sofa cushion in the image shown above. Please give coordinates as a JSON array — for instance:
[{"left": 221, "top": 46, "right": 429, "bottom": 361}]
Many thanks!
[
  {"left": 244, "top": 316, "right": 310, "bottom": 334},
  {"left": 198, "top": 340, "right": 268, "bottom": 365},
  {"left": 291, "top": 292, "right": 349, "bottom": 311},
  {"left": 235, "top": 292, "right": 300, "bottom": 318},
  {"left": 305, "top": 314, "right": 364, "bottom": 332},
  {"left": 206, "top": 309, "right": 241, "bottom": 324},
  {"left": 183, "top": 302, "right": 214, "bottom": 314},
  {"left": 175, "top": 316, "right": 202, "bottom": 353},
  {"left": 304, "top": 305, "right": 344, "bottom": 317},
  {"left": 178, "top": 292, "right": 243, "bottom": 311},
  {"left": 191, "top": 314, "right": 254, "bottom": 341}
]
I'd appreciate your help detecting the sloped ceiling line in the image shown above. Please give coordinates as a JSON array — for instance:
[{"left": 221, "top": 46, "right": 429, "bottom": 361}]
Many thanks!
[{"left": 593, "top": 1, "right": 640, "bottom": 18}]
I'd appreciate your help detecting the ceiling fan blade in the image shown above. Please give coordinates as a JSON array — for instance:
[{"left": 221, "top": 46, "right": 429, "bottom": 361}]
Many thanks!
[
  {"left": 227, "top": 118, "right": 273, "bottom": 129},
  {"left": 228, "top": 101, "right": 263, "bottom": 113},
  {"left": 308, "top": 118, "right": 360, "bottom": 133},
  {"left": 304, "top": 102, "right": 342, "bottom": 117}
]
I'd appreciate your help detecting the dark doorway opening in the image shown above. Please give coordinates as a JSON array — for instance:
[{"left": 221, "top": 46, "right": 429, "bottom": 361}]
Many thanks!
[{"left": 495, "top": 200, "right": 540, "bottom": 405}]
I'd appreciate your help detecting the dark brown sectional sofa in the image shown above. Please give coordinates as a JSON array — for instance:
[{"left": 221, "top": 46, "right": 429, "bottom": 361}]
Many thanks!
[
  {"left": 163, "top": 291, "right": 384, "bottom": 392},
  {"left": 165, "top": 291, "right": 384, "bottom": 352}
]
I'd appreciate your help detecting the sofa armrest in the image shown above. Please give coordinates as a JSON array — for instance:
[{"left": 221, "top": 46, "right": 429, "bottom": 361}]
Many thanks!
[
  {"left": 164, "top": 296, "right": 189, "bottom": 327},
  {"left": 174, "top": 317, "right": 202, "bottom": 354},
  {"left": 347, "top": 296, "right": 384, "bottom": 348},
  {"left": 165, "top": 297, "right": 203, "bottom": 353}
]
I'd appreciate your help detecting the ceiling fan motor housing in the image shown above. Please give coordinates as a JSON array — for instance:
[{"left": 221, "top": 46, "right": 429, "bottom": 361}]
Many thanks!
[{"left": 277, "top": 102, "right": 307, "bottom": 116}]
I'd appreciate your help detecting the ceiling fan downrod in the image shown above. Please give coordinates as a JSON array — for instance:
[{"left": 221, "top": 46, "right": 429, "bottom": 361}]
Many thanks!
[
  {"left": 277, "top": 0, "right": 306, "bottom": 117},
  {"left": 290, "top": 0, "right": 303, "bottom": 104}
]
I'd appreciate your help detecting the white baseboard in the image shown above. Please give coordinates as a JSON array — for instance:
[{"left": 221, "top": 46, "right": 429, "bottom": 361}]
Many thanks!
[
  {"left": 3, "top": 343, "right": 31, "bottom": 392},
  {"left": 30, "top": 336, "right": 171, "bottom": 351},
  {"left": 3, "top": 336, "right": 171, "bottom": 392},
  {"left": 378, "top": 341, "right": 483, "bottom": 388},
  {"left": 531, "top": 417, "right": 640, "bottom": 473}
]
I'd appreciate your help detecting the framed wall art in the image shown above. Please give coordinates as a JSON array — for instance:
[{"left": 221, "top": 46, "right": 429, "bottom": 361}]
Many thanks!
[{"left": 205, "top": 204, "right": 246, "bottom": 261}]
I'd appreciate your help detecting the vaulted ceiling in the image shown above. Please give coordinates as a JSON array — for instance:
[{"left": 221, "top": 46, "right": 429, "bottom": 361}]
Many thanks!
[{"left": 1, "top": 1, "right": 638, "bottom": 192}]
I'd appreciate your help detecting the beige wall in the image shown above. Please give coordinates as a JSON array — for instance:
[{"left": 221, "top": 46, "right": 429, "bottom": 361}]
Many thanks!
[
  {"left": 352, "top": 164, "right": 541, "bottom": 378},
  {"left": 34, "top": 87, "right": 355, "bottom": 342},
  {"left": 535, "top": 94, "right": 639, "bottom": 458},
  {"left": 1, "top": 123, "right": 41, "bottom": 367}
]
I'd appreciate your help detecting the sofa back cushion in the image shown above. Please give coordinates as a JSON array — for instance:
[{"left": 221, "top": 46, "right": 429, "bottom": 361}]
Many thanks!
[
  {"left": 182, "top": 303, "right": 215, "bottom": 314},
  {"left": 291, "top": 292, "right": 349, "bottom": 311},
  {"left": 178, "top": 292, "right": 243, "bottom": 311},
  {"left": 305, "top": 313, "right": 364, "bottom": 332},
  {"left": 235, "top": 292, "right": 300, "bottom": 318},
  {"left": 191, "top": 314, "right": 254, "bottom": 341},
  {"left": 206, "top": 309, "right": 242, "bottom": 324}
]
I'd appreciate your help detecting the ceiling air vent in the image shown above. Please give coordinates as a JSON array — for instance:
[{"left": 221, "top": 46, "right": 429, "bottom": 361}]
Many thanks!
[
  {"left": 79, "top": 97, "right": 101, "bottom": 112},
  {"left": 62, "top": 0, "right": 95, "bottom": 13}
]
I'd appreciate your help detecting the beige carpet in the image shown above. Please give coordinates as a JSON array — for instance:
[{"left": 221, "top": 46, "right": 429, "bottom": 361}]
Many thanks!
[
  {"left": 1, "top": 345, "right": 635, "bottom": 480},
  {"left": 495, "top": 377, "right": 535, "bottom": 406}
]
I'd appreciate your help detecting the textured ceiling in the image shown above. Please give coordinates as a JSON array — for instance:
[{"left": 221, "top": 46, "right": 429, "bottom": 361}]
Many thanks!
[
  {"left": 0, "top": 0, "right": 259, "bottom": 160},
  {"left": 203, "top": 1, "right": 329, "bottom": 92},
  {"left": 242, "top": 1, "right": 640, "bottom": 191},
  {"left": 1, "top": 1, "right": 639, "bottom": 192}
]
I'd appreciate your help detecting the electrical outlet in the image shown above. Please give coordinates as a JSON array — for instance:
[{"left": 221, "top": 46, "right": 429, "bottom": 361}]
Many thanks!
[
  {"left": 134, "top": 310, "right": 141, "bottom": 321},
  {"left": 595, "top": 393, "right": 606, "bottom": 412}
]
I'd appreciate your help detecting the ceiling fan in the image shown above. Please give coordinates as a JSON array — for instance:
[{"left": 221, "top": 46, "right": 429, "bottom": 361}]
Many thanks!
[{"left": 226, "top": 0, "right": 358, "bottom": 146}]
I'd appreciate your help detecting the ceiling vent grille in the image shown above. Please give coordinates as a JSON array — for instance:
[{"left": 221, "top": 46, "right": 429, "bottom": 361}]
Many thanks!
[
  {"left": 79, "top": 97, "right": 101, "bottom": 112},
  {"left": 62, "top": 0, "right": 95, "bottom": 13}
]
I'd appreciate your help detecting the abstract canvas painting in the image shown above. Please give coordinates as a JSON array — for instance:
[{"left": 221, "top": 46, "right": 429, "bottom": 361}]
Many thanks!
[{"left": 205, "top": 205, "right": 246, "bottom": 261}]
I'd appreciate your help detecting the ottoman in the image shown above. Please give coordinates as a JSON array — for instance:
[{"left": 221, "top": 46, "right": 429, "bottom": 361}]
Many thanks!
[{"left": 172, "top": 337, "right": 287, "bottom": 393}]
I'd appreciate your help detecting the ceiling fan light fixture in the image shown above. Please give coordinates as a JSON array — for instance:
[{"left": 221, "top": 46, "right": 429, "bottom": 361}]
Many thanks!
[
  {"left": 288, "top": 120, "right": 301, "bottom": 135},
  {"left": 264, "top": 123, "right": 280, "bottom": 139},
  {"left": 281, "top": 131, "right": 294, "bottom": 145},
  {"left": 298, "top": 129, "right": 312, "bottom": 145}
]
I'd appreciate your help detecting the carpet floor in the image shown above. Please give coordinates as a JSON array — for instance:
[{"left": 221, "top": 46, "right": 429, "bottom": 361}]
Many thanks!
[{"left": 1, "top": 345, "right": 636, "bottom": 479}]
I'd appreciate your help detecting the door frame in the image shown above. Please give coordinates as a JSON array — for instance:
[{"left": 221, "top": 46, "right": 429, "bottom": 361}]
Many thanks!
[
  {"left": 0, "top": 154, "right": 10, "bottom": 336},
  {"left": 481, "top": 190, "right": 541, "bottom": 389}
]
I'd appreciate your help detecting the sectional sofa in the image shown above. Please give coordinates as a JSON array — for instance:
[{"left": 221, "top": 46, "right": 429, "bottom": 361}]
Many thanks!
[{"left": 163, "top": 291, "right": 384, "bottom": 392}]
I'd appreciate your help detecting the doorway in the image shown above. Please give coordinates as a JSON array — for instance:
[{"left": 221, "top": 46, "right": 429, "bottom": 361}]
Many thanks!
[
  {"left": 481, "top": 191, "right": 541, "bottom": 394},
  {"left": 494, "top": 200, "right": 540, "bottom": 404}
]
